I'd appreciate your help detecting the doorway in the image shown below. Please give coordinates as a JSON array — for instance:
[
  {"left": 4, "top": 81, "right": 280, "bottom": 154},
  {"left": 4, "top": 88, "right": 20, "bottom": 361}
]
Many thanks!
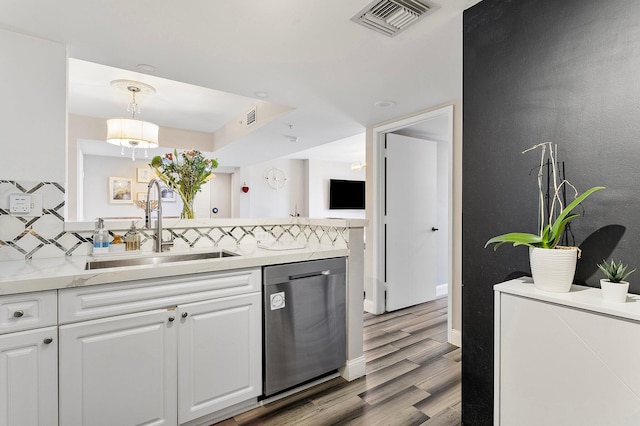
[{"left": 365, "top": 105, "right": 457, "bottom": 345}]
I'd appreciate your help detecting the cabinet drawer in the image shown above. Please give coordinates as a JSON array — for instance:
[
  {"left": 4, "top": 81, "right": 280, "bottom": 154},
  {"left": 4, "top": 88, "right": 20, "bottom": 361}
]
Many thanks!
[
  {"left": 59, "top": 268, "right": 261, "bottom": 324},
  {"left": 0, "top": 290, "right": 57, "bottom": 334}
]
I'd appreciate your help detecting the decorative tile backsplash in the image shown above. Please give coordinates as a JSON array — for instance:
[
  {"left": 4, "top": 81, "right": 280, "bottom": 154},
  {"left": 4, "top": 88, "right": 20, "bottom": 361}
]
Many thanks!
[
  {"left": 0, "top": 180, "right": 349, "bottom": 261},
  {"left": 0, "top": 180, "right": 69, "bottom": 261}
]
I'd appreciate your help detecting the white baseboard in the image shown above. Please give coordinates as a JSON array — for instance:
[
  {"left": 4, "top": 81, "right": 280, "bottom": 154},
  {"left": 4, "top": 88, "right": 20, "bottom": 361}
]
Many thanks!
[
  {"left": 364, "top": 299, "right": 376, "bottom": 314},
  {"left": 186, "top": 398, "right": 258, "bottom": 426},
  {"left": 339, "top": 355, "right": 366, "bottom": 381},
  {"left": 450, "top": 328, "right": 461, "bottom": 347},
  {"left": 436, "top": 283, "right": 448, "bottom": 297}
]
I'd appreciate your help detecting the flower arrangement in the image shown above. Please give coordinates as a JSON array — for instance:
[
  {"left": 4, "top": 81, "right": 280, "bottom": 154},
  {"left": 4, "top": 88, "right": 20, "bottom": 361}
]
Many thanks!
[{"left": 150, "top": 149, "right": 218, "bottom": 219}]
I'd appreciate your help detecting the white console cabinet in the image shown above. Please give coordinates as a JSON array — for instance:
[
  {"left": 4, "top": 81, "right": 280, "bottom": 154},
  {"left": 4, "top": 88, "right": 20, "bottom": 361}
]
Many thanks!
[
  {"left": 0, "top": 291, "right": 58, "bottom": 426},
  {"left": 59, "top": 268, "right": 262, "bottom": 426},
  {"left": 495, "top": 278, "right": 640, "bottom": 426}
]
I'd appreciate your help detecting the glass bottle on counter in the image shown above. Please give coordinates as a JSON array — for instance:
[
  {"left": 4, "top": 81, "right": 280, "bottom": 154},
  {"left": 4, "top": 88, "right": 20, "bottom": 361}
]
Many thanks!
[
  {"left": 92, "top": 218, "right": 109, "bottom": 251},
  {"left": 125, "top": 221, "right": 141, "bottom": 251}
]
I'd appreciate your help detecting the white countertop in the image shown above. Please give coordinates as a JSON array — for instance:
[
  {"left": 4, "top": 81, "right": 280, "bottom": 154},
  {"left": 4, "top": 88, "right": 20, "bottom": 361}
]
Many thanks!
[
  {"left": 495, "top": 277, "right": 640, "bottom": 322},
  {"left": 0, "top": 243, "right": 348, "bottom": 296}
]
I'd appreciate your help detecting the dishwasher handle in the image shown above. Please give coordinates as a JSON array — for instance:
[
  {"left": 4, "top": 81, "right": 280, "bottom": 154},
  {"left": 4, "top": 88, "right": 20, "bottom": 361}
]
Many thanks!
[{"left": 288, "top": 270, "right": 331, "bottom": 281}]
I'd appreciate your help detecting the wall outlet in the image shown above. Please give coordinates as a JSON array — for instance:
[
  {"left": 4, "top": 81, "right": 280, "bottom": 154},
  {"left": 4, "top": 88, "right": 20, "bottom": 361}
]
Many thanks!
[
  {"left": 10, "top": 193, "right": 43, "bottom": 217},
  {"left": 254, "top": 231, "right": 269, "bottom": 242}
]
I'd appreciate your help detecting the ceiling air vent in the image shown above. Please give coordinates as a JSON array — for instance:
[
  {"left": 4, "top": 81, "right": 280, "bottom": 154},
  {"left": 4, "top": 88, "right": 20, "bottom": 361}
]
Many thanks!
[
  {"left": 246, "top": 107, "right": 257, "bottom": 127},
  {"left": 351, "top": 0, "right": 431, "bottom": 37}
]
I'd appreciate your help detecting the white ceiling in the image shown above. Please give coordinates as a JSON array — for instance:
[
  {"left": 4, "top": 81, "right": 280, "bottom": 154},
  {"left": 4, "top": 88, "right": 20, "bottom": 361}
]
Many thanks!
[{"left": 0, "top": 0, "right": 482, "bottom": 167}]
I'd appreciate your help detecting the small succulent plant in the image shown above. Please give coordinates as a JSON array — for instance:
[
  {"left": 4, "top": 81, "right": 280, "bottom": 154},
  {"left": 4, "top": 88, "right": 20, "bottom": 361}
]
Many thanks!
[{"left": 597, "top": 259, "right": 636, "bottom": 283}]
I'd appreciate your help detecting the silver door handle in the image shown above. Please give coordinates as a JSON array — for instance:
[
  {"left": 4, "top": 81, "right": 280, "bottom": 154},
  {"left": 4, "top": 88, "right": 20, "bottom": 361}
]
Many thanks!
[{"left": 289, "top": 270, "right": 331, "bottom": 280}]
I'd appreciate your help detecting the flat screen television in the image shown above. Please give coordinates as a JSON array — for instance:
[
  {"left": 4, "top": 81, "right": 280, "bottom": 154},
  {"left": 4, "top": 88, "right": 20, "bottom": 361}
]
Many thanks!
[{"left": 329, "top": 179, "right": 365, "bottom": 210}]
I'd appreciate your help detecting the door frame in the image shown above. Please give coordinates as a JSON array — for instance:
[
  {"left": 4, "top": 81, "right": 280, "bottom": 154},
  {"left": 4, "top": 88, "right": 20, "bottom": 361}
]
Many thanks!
[{"left": 365, "top": 104, "right": 454, "bottom": 342}]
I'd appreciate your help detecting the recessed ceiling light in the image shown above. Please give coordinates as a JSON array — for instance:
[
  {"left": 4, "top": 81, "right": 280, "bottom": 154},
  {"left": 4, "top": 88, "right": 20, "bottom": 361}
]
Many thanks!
[
  {"left": 374, "top": 100, "right": 397, "bottom": 108},
  {"left": 136, "top": 64, "right": 156, "bottom": 73},
  {"left": 254, "top": 91, "right": 269, "bottom": 98}
]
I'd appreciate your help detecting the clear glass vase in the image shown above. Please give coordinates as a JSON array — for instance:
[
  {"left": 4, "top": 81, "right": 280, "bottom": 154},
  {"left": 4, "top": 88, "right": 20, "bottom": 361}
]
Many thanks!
[{"left": 180, "top": 194, "right": 195, "bottom": 219}]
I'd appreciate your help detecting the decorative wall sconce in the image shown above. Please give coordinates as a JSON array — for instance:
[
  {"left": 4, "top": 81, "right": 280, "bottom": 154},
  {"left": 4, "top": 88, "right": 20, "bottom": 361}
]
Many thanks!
[{"left": 351, "top": 162, "right": 366, "bottom": 171}]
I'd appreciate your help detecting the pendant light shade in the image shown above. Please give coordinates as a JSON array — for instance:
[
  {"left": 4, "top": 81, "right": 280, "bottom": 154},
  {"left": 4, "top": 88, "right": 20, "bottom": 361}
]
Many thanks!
[
  {"left": 106, "top": 80, "right": 159, "bottom": 160},
  {"left": 106, "top": 118, "right": 159, "bottom": 149}
]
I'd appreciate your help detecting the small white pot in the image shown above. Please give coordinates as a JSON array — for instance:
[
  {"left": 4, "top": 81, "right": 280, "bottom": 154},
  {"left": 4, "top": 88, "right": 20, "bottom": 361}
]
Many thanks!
[
  {"left": 600, "top": 279, "right": 629, "bottom": 303},
  {"left": 529, "top": 247, "right": 578, "bottom": 293}
]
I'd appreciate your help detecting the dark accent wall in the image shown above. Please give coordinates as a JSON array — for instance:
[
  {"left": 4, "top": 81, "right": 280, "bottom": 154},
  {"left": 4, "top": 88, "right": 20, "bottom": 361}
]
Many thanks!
[{"left": 462, "top": 0, "right": 640, "bottom": 423}]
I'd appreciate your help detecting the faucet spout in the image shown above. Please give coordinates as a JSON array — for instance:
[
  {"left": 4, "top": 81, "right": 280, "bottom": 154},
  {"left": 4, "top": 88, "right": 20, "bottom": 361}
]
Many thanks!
[{"left": 146, "top": 179, "right": 173, "bottom": 252}]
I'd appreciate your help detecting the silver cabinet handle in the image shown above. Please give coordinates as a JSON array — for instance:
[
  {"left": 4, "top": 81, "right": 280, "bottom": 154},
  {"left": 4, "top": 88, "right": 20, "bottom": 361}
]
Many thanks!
[
  {"left": 168, "top": 316, "right": 175, "bottom": 322},
  {"left": 13, "top": 310, "right": 24, "bottom": 318},
  {"left": 182, "top": 312, "right": 188, "bottom": 318},
  {"left": 43, "top": 337, "right": 53, "bottom": 344}
]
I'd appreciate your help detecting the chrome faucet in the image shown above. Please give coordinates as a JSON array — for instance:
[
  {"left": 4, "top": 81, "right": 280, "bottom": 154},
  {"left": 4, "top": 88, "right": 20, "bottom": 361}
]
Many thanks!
[{"left": 146, "top": 179, "right": 174, "bottom": 252}]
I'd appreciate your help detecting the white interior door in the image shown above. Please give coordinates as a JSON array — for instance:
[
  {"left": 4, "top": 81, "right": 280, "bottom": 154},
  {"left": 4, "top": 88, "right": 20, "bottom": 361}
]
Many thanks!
[{"left": 385, "top": 133, "right": 438, "bottom": 311}]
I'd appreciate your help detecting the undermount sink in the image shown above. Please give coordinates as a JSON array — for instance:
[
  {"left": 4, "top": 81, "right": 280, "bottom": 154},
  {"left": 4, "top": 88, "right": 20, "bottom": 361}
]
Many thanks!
[{"left": 85, "top": 250, "right": 238, "bottom": 270}]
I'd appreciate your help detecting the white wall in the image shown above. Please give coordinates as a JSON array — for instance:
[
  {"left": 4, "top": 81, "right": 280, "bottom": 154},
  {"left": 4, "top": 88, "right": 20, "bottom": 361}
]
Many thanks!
[
  {"left": 234, "top": 159, "right": 306, "bottom": 218},
  {"left": 0, "top": 29, "right": 66, "bottom": 182},
  {"left": 210, "top": 173, "right": 231, "bottom": 218},
  {"left": 307, "top": 160, "right": 366, "bottom": 219},
  {"left": 83, "top": 155, "right": 183, "bottom": 220},
  {"left": 436, "top": 140, "right": 449, "bottom": 286}
]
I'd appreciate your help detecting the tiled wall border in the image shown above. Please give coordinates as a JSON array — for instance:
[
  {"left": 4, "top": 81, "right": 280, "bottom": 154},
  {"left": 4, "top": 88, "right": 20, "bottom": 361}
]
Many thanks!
[{"left": 0, "top": 180, "right": 349, "bottom": 261}]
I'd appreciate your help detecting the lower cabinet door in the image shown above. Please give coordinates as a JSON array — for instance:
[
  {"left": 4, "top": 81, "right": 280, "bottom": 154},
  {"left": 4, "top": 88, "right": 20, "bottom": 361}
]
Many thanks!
[
  {"left": 59, "top": 309, "right": 178, "bottom": 426},
  {"left": 0, "top": 326, "right": 58, "bottom": 426},
  {"left": 177, "top": 293, "right": 262, "bottom": 423}
]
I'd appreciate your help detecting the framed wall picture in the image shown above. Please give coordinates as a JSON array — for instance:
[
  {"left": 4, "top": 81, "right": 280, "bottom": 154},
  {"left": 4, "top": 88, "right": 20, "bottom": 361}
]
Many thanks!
[
  {"left": 136, "top": 167, "right": 152, "bottom": 183},
  {"left": 109, "top": 177, "right": 133, "bottom": 203},
  {"left": 161, "top": 187, "right": 176, "bottom": 202},
  {"left": 137, "top": 192, "right": 148, "bottom": 201}
]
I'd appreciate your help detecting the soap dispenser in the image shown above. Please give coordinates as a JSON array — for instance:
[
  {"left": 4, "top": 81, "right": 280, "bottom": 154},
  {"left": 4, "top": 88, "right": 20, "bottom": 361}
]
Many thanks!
[
  {"left": 125, "top": 221, "right": 141, "bottom": 251},
  {"left": 92, "top": 218, "right": 109, "bottom": 253}
]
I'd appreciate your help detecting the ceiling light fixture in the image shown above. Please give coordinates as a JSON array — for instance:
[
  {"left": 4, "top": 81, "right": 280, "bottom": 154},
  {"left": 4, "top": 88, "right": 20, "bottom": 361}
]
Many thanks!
[
  {"left": 136, "top": 63, "right": 157, "bottom": 73},
  {"left": 254, "top": 91, "right": 269, "bottom": 98},
  {"left": 374, "top": 100, "right": 397, "bottom": 108},
  {"left": 106, "top": 80, "right": 159, "bottom": 161}
]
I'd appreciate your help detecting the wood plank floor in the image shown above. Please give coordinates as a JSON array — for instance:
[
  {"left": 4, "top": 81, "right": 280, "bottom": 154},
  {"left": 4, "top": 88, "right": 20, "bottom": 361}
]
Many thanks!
[{"left": 214, "top": 297, "right": 461, "bottom": 426}]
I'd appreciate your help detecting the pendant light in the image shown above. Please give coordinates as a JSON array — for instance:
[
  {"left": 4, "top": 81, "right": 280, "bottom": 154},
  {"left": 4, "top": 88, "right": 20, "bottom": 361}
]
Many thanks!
[{"left": 106, "top": 80, "right": 159, "bottom": 161}]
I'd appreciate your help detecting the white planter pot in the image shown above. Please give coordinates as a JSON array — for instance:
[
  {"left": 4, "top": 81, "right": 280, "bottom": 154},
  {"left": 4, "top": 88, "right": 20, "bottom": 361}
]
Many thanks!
[
  {"left": 529, "top": 247, "right": 578, "bottom": 293},
  {"left": 600, "top": 279, "right": 629, "bottom": 303}
]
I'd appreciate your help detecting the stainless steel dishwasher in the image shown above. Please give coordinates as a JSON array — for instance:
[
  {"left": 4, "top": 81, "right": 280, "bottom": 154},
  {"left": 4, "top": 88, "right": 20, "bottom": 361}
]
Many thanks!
[{"left": 263, "top": 257, "right": 346, "bottom": 397}]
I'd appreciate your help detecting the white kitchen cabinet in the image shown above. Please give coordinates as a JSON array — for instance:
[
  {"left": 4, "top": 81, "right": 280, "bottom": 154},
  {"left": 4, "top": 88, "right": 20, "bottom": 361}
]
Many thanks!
[
  {"left": 178, "top": 293, "right": 262, "bottom": 423},
  {"left": 0, "top": 290, "right": 58, "bottom": 426},
  {"left": 58, "top": 268, "right": 262, "bottom": 426},
  {"left": 59, "top": 309, "right": 178, "bottom": 426},
  {"left": 495, "top": 278, "right": 640, "bottom": 426},
  {"left": 0, "top": 326, "right": 58, "bottom": 426}
]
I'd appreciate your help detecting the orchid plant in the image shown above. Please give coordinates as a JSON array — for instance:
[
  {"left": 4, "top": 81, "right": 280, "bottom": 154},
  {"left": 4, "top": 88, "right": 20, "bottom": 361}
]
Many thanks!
[{"left": 485, "top": 142, "right": 604, "bottom": 251}]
